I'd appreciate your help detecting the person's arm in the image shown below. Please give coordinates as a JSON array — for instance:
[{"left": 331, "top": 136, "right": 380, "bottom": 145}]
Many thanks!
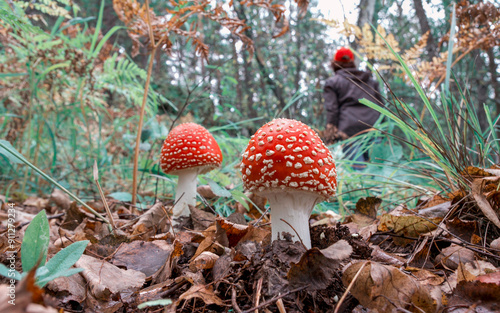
[{"left": 323, "top": 80, "right": 339, "bottom": 128}]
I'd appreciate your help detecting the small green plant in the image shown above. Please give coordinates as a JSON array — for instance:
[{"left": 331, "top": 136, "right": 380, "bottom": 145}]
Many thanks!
[{"left": 0, "top": 210, "right": 89, "bottom": 287}]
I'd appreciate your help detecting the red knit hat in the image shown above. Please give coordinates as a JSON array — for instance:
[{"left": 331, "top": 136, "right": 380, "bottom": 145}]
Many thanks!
[{"left": 334, "top": 47, "right": 354, "bottom": 63}]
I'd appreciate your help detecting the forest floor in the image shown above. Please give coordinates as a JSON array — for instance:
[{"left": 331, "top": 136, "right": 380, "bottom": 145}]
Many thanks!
[{"left": 1, "top": 166, "right": 500, "bottom": 313}]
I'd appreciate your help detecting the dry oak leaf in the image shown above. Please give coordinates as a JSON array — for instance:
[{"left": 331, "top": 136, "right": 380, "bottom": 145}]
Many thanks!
[
  {"left": 378, "top": 205, "right": 441, "bottom": 246},
  {"left": 190, "top": 225, "right": 225, "bottom": 261},
  {"left": 75, "top": 254, "right": 146, "bottom": 300},
  {"left": 342, "top": 261, "right": 437, "bottom": 313}
]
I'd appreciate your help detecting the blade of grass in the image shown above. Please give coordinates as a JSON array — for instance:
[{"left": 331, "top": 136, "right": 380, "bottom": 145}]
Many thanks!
[{"left": 93, "top": 161, "right": 116, "bottom": 229}]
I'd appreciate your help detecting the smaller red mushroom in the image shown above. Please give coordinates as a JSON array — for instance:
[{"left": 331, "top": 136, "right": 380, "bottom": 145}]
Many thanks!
[
  {"left": 160, "top": 123, "right": 223, "bottom": 219},
  {"left": 240, "top": 118, "right": 337, "bottom": 248}
]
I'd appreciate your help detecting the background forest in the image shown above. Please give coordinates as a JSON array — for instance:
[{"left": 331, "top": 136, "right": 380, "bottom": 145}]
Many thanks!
[
  {"left": 1, "top": 0, "right": 499, "bottom": 213},
  {"left": 1, "top": 0, "right": 500, "bottom": 312},
  {"left": 0, "top": 0, "right": 500, "bottom": 214}
]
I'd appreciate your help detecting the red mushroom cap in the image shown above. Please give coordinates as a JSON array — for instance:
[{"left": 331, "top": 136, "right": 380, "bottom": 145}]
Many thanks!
[
  {"left": 160, "top": 123, "right": 223, "bottom": 175},
  {"left": 240, "top": 118, "right": 337, "bottom": 198}
]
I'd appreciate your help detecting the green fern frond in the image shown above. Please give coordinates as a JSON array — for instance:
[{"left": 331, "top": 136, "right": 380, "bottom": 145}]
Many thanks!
[{"left": 0, "top": 0, "right": 44, "bottom": 35}]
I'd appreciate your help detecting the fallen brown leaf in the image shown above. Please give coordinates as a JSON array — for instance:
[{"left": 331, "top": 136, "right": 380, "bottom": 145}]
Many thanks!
[
  {"left": 49, "top": 188, "right": 71, "bottom": 211},
  {"left": 217, "top": 217, "right": 249, "bottom": 247},
  {"left": 46, "top": 273, "right": 87, "bottom": 309},
  {"left": 197, "top": 185, "right": 217, "bottom": 199},
  {"left": 23, "top": 197, "right": 49, "bottom": 210},
  {"left": 370, "top": 245, "right": 405, "bottom": 267},
  {"left": 445, "top": 217, "right": 478, "bottom": 243},
  {"left": 435, "top": 244, "right": 475, "bottom": 270},
  {"left": 378, "top": 205, "right": 441, "bottom": 245},
  {"left": 132, "top": 202, "right": 170, "bottom": 237},
  {"left": 471, "top": 177, "right": 500, "bottom": 229},
  {"left": 111, "top": 240, "right": 173, "bottom": 277},
  {"left": 342, "top": 261, "right": 437, "bottom": 313},
  {"left": 177, "top": 284, "right": 224, "bottom": 306},
  {"left": 190, "top": 251, "right": 219, "bottom": 271},
  {"left": 457, "top": 270, "right": 500, "bottom": 301},
  {"left": 75, "top": 254, "right": 146, "bottom": 300},
  {"left": 190, "top": 206, "right": 216, "bottom": 231},
  {"left": 288, "top": 240, "right": 352, "bottom": 290}
]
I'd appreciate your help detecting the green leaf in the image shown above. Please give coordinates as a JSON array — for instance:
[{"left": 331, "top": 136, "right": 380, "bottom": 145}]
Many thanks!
[
  {"left": 0, "top": 263, "right": 22, "bottom": 281},
  {"left": 108, "top": 192, "right": 133, "bottom": 202},
  {"left": 0, "top": 140, "right": 23, "bottom": 164},
  {"left": 21, "top": 210, "right": 50, "bottom": 272},
  {"left": 204, "top": 178, "right": 231, "bottom": 198},
  {"left": 138, "top": 299, "right": 173, "bottom": 309},
  {"left": 230, "top": 190, "right": 250, "bottom": 211},
  {"left": 35, "top": 240, "right": 89, "bottom": 287},
  {"left": 36, "top": 267, "right": 84, "bottom": 287},
  {"left": 0, "top": 72, "right": 27, "bottom": 78}
]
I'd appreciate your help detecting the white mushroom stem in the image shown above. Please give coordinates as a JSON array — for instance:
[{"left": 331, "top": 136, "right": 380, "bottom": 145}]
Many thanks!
[
  {"left": 172, "top": 168, "right": 200, "bottom": 218},
  {"left": 263, "top": 190, "right": 321, "bottom": 249}
]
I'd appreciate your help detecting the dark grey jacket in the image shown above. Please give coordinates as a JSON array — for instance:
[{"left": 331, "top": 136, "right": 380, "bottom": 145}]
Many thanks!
[{"left": 324, "top": 68, "right": 383, "bottom": 137}]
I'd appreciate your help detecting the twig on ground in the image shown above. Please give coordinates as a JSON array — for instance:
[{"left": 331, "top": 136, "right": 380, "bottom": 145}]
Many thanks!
[
  {"left": 254, "top": 277, "right": 263, "bottom": 313},
  {"left": 334, "top": 261, "right": 369, "bottom": 313},
  {"left": 276, "top": 298, "right": 287, "bottom": 313},
  {"left": 241, "top": 286, "right": 306, "bottom": 313},
  {"left": 16, "top": 212, "right": 65, "bottom": 230},
  {"left": 280, "top": 219, "right": 307, "bottom": 250},
  {"left": 232, "top": 286, "right": 243, "bottom": 313}
]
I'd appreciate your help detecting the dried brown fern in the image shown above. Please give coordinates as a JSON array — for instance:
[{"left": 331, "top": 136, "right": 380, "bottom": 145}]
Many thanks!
[{"left": 113, "top": 0, "right": 258, "bottom": 57}]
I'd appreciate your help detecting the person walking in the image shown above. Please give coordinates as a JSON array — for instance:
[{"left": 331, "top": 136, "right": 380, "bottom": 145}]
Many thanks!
[{"left": 323, "top": 47, "right": 383, "bottom": 169}]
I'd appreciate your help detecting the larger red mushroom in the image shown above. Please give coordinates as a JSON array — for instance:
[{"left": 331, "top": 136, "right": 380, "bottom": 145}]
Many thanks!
[
  {"left": 240, "top": 118, "right": 337, "bottom": 248},
  {"left": 160, "top": 123, "right": 223, "bottom": 219}
]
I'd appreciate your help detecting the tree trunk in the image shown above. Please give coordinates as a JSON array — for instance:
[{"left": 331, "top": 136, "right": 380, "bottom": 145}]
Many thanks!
[
  {"left": 356, "top": 0, "right": 377, "bottom": 29},
  {"left": 233, "top": 0, "right": 287, "bottom": 116},
  {"left": 471, "top": 50, "right": 489, "bottom": 133},
  {"left": 353, "top": 0, "right": 377, "bottom": 64},
  {"left": 486, "top": 48, "right": 500, "bottom": 116},
  {"left": 412, "top": 0, "right": 437, "bottom": 59}
]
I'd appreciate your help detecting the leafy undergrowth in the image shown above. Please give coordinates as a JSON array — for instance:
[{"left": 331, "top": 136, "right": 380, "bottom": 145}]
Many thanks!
[{"left": 1, "top": 164, "right": 500, "bottom": 313}]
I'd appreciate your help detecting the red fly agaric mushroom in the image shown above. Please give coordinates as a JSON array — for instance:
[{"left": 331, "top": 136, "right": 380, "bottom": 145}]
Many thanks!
[
  {"left": 160, "top": 123, "right": 223, "bottom": 219},
  {"left": 240, "top": 118, "right": 337, "bottom": 249}
]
